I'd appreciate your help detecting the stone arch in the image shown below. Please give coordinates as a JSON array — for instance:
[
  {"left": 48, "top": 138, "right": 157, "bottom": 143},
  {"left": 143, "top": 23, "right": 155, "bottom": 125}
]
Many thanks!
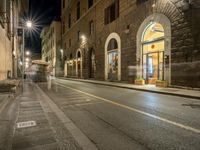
[
  {"left": 76, "top": 49, "right": 83, "bottom": 78},
  {"left": 89, "top": 47, "right": 95, "bottom": 78},
  {"left": 136, "top": 13, "right": 171, "bottom": 84},
  {"left": 105, "top": 32, "right": 121, "bottom": 81}
]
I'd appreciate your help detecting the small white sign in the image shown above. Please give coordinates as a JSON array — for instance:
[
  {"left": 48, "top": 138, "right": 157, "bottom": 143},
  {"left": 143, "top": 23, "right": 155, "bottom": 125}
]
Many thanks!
[{"left": 17, "top": 121, "right": 36, "bottom": 128}]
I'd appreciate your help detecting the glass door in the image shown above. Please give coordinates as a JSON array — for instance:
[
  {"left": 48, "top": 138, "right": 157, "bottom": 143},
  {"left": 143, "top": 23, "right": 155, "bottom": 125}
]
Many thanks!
[
  {"left": 144, "top": 52, "right": 164, "bottom": 84},
  {"left": 147, "top": 53, "right": 158, "bottom": 84},
  {"left": 107, "top": 51, "right": 118, "bottom": 80}
]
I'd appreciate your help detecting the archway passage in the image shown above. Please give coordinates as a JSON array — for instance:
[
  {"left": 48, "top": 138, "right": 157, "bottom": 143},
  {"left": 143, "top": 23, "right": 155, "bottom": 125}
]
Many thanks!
[
  {"left": 68, "top": 53, "right": 73, "bottom": 77},
  {"left": 142, "top": 22, "right": 165, "bottom": 84},
  {"left": 89, "top": 48, "right": 95, "bottom": 78},
  {"left": 77, "top": 51, "right": 81, "bottom": 78}
]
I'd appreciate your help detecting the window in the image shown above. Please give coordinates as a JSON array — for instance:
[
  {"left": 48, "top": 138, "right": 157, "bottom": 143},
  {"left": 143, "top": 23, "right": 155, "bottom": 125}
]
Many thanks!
[
  {"left": 62, "top": 21, "right": 65, "bottom": 34},
  {"left": 104, "top": 0, "right": 119, "bottom": 25},
  {"left": 89, "top": 20, "right": 94, "bottom": 35},
  {"left": 68, "top": 13, "right": 71, "bottom": 28},
  {"left": 136, "top": 0, "right": 148, "bottom": 5},
  {"left": 88, "top": 0, "right": 93, "bottom": 9},
  {"left": 64, "top": 42, "right": 66, "bottom": 50},
  {"left": 107, "top": 38, "right": 119, "bottom": 76},
  {"left": 69, "top": 39, "right": 71, "bottom": 47},
  {"left": 77, "top": 31, "right": 80, "bottom": 41},
  {"left": 77, "top": 1, "right": 80, "bottom": 20},
  {"left": 108, "top": 38, "right": 118, "bottom": 50},
  {"left": 70, "top": 53, "right": 73, "bottom": 59},
  {"left": 3, "top": 0, "right": 11, "bottom": 39},
  {"left": 63, "top": 0, "right": 65, "bottom": 8},
  {"left": 0, "top": 0, "right": 6, "bottom": 27}
]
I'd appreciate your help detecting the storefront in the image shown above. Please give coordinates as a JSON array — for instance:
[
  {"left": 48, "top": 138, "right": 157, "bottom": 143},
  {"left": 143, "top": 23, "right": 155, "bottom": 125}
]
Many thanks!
[
  {"left": 142, "top": 22, "right": 165, "bottom": 84},
  {"left": 89, "top": 48, "right": 95, "bottom": 78},
  {"left": 76, "top": 50, "right": 82, "bottom": 78},
  {"left": 105, "top": 33, "right": 121, "bottom": 81},
  {"left": 66, "top": 53, "right": 74, "bottom": 77},
  {"left": 137, "top": 13, "right": 171, "bottom": 85}
]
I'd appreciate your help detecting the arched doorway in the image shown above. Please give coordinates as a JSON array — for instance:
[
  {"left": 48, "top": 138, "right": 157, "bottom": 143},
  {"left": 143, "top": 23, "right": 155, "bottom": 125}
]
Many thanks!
[
  {"left": 137, "top": 13, "right": 171, "bottom": 85},
  {"left": 142, "top": 22, "right": 164, "bottom": 84},
  {"left": 105, "top": 33, "right": 121, "bottom": 81},
  {"left": 76, "top": 50, "right": 82, "bottom": 78},
  {"left": 68, "top": 53, "right": 73, "bottom": 77},
  {"left": 89, "top": 48, "right": 95, "bottom": 78}
]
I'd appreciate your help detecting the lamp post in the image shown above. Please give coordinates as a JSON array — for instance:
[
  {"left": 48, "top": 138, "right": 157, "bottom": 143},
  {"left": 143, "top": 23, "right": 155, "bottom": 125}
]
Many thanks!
[{"left": 18, "top": 20, "right": 32, "bottom": 92}]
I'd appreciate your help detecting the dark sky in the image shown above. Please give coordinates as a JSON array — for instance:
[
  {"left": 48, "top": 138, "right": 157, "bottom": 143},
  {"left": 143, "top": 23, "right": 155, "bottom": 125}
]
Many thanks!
[{"left": 26, "top": 0, "right": 61, "bottom": 53}]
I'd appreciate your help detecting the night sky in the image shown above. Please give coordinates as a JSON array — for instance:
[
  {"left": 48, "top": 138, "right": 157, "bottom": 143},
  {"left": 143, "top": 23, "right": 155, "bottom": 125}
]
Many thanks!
[{"left": 26, "top": 0, "right": 61, "bottom": 53}]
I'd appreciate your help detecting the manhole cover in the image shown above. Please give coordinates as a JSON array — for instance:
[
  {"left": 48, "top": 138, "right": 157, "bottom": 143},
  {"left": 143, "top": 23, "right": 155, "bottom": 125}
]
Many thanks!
[{"left": 17, "top": 121, "right": 36, "bottom": 128}]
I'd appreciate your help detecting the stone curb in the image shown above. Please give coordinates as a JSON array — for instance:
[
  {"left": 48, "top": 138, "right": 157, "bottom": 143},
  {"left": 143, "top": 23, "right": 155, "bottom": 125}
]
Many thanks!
[
  {"left": 58, "top": 78, "right": 200, "bottom": 100},
  {"left": 35, "top": 83, "right": 98, "bottom": 150}
]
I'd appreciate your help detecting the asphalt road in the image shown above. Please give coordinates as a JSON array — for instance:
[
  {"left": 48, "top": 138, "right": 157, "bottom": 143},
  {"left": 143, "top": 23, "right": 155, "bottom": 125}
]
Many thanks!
[{"left": 39, "top": 79, "right": 200, "bottom": 150}]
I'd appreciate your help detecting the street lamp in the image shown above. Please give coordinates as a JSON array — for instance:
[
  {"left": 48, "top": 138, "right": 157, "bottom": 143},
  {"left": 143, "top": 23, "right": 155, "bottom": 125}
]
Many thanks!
[
  {"left": 26, "top": 51, "right": 30, "bottom": 56},
  {"left": 25, "top": 58, "right": 30, "bottom": 62},
  {"left": 26, "top": 21, "right": 32, "bottom": 28},
  {"left": 18, "top": 20, "right": 33, "bottom": 91}
]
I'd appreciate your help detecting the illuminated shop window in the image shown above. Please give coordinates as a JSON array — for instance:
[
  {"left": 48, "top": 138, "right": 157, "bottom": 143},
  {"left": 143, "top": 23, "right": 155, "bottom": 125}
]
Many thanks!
[
  {"left": 142, "top": 22, "right": 165, "bottom": 83},
  {"left": 107, "top": 38, "right": 118, "bottom": 75}
]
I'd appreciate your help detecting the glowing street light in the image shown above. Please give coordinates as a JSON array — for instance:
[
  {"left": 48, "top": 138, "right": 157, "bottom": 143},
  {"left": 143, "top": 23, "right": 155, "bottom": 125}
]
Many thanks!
[
  {"left": 26, "top": 21, "right": 32, "bottom": 28},
  {"left": 25, "top": 58, "right": 30, "bottom": 62},
  {"left": 18, "top": 20, "right": 34, "bottom": 92},
  {"left": 81, "top": 35, "right": 86, "bottom": 42},
  {"left": 26, "top": 51, "right": 30, "bottom": 56}
]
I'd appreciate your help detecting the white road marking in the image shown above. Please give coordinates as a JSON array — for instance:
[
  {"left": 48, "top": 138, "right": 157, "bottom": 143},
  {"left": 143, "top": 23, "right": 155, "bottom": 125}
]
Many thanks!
[
  {"left": 58, "top": 79, "right": 200, "bottom": 102},
  {"left": 56, "top": 82, "right": 200, "bottom": 134},
  {"left": 75, "top": 101, "right": 104, "bottom": 106},
  {"left": 17, "top": 121, "right": 36, "bottom": 128}
]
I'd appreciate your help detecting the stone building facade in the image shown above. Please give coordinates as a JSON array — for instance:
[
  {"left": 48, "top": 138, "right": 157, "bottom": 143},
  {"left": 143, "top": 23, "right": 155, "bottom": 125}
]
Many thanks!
[
  {"left": 61, "top": 0, "right": 200, "bottom": 88},
  {"left": 0, "top": 0, "right": 29, "bottom": 81},
  {"left": 41, "top": 21, "right": 63, "bottom": 76}
]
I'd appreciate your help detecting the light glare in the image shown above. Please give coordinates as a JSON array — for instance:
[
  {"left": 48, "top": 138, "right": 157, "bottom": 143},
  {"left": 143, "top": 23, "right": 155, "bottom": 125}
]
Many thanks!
[{"left": 26, "top": 21, "right": 32, "bottom": 28}]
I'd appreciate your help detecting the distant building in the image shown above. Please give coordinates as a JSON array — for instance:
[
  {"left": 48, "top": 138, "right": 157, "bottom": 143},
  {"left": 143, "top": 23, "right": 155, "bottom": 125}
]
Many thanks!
[
  {"left": 40, "top": 21, "right": 63, "bottom": 77},
  {"left": 0, "top": 0, "right": 29, "bottom": 80},
  {"left": 31, "top": 52, "right": 41, "bottom": 61},
  {"left": 28, "top": 60, "right": 49, "bottom": 82},
  {"left": 61, "top": 0, "right": 200, "bottom": 88}
]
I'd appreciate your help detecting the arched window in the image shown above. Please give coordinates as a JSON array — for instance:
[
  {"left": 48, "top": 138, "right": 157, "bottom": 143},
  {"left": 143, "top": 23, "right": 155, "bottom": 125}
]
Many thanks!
[
  {"left": 107, "top": 38, "right": 118, "bottom": 51},
  {"left": 77, "top": 51, "right": 81, "bottom": 58},
  {"left": 107, "top": 38, "right": 119, "bottom": 80},
  {"left": 142, "top": 23, "right": 164, "bottom": 42},
  {"left": 70, "top": 53, "right": 73, "bottom": 59}
]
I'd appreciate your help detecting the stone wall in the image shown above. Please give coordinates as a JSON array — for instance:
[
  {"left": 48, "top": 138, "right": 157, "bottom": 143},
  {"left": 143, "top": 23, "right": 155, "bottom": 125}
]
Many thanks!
[
  {"left": 62, "top": 0, "right": 200, "bottom": 87},
  {"left": 0, "top": 26, "right": 13, "bottom": 81}
]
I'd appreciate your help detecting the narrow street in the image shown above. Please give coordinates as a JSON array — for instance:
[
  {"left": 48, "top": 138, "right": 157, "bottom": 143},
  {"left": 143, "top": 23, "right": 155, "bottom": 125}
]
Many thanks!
[
  {"left": 38, "top": 79, "right": 200, "bottom": 150},
  {"left": 0, "top": 0, "right": 200, "bottom": 149},
  {"left": 1, "top": 79, "right": 200, "bottom": 150}
]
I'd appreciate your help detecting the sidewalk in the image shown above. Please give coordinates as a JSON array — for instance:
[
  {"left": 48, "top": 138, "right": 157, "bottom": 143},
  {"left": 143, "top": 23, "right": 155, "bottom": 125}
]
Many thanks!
[
  {"left": 10, "top": 82, "right": 82, "bottom": 150},
  {"left": 58, "top": 77, "right": 200, "bottom": 100},
  {"left": 9, "top": 81, "right": 97, "bottom": 150}
]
